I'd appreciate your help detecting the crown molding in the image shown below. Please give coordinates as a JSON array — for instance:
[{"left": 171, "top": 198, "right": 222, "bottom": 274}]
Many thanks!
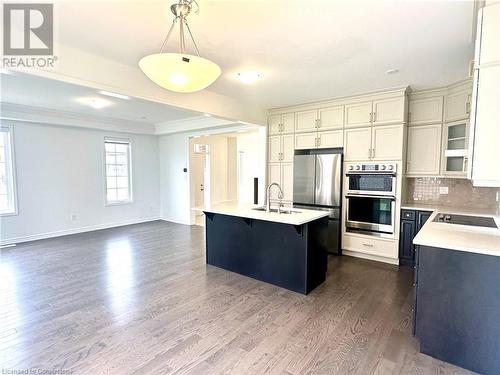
[
  {"left": 0, "top": 102, "right": 156, "bottom": 135},
  {"left": 155, "top": 116, "right": 237, "bottom": 135}
]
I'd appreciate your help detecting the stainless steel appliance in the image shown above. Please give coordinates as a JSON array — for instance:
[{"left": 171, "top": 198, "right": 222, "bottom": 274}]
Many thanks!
[
  {"left": 345, "top": 163, "right": 397, "bottom": 237},
  {"left": 293, "top": 149, "right": 342, "bottom": 254}
]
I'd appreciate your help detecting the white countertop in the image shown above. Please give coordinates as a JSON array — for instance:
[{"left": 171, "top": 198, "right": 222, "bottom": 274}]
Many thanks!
[
  {"left": 202, "top": 202, "right": 329, "bottom": 226},
  {"left": 401, "top": 202, "right": 499, "bottom": 216},
  {"left": 413, "top": 207, "right": 500, "bottom": 257}
]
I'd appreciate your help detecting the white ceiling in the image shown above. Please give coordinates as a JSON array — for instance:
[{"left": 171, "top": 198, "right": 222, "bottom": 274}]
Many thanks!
[
  {"left": 0, "top": 72, "right": 200, "bottom": 125},
  {"left": 55, "top": 0, "right": 476, "bottom": 109}
]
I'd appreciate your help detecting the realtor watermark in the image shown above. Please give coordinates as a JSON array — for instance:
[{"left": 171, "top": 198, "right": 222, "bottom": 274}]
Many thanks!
[
  {"left": 2, "top": 2, "right": 57, "bottom": 69},
  {"left": 1, "top": 369, "right": 73, "bottom": 374}
]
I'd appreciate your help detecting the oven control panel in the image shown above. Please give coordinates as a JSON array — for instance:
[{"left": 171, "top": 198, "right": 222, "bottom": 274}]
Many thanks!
[{"left": 347, "top": 163, "right": 397, "bottom": 173}]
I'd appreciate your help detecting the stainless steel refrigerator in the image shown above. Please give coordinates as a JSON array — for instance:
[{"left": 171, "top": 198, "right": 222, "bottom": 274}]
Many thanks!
[{"left": 293, "top": 149, "right": 342, "bottom": 255}]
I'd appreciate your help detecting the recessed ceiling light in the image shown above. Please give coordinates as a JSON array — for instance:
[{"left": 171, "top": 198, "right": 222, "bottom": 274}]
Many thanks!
[
  {"left": 385, "top": 69, "right": 399, "bottom": 75},
  {"left": 98, "top": 90, "right": 131, "bottom": 100},
  {"left": 236, "top": 71, "right": 262, "bottom": 84},
  {"left": 76, "top": 97, "right": 113, "bottom": 109},
  {"left": 204, "top": 113, "right": 212, "bottom": 117}
]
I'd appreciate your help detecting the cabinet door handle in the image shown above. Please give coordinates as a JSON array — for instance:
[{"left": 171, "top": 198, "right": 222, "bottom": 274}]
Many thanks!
[
  {"left": 463, "top": 156, "right": 468, "bottom": 172},
  {"left": 373, "top": 112, "right": 377, "bottom": 122},
  {"left": 466, "top": 102, "right": 471, "bottom": 114},
  {"left": 362, "top": 243, "right": 374, "bottom": 247},
  {"left": 369, "top": 112, "right": 372, "bottom": 122},
  {"left": 317, "top": 137, "right": 321, "bottom": 147},
  {"left": 372, "top": 148, "right": 375, "bottom": 158},
  {"left": 316, "top": 118, "right": 321, "bottom": 128},
  {"left": 368, "top": 148, "right": 371, "bottom": 159}
]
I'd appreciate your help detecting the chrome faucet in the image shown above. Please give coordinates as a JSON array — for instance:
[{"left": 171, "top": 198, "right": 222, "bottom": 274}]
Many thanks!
[{"left": 266, "top": 182, "right": 284, "bottom": 213}]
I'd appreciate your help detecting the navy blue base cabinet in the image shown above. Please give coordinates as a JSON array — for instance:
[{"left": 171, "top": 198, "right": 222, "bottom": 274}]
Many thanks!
[
  {"left": 414, "top": 245, "right": 500, "bottom": 374},
  {"left": 204, "top": 213, "right": 328, "bottom": 295},
  {"left": 399, "top": 209, "right": 432, "bottom": 267}
]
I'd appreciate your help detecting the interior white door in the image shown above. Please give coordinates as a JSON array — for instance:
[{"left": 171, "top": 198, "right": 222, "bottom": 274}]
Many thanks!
[
  {"left": 318, "top": 106, "right": 344, "bottom": 130},
  {"left": 295, "top": 132, "right": 317, "bottom": 150},
  {"left": 268, "top": 163, "right": 281, "bottom": 200},
  {"left": 281, "top": 163, "right": 294, "bottom": 201},
  {"left": 281, "top": 134, "right": 295, "bottom": 162},
  {"left": 371, "top": 124, "right": 404, "bottom": 160},
  {"left": 406, "top": 124, "right": 442, "bottom": 176},
  {"left": 192, "top": 153, "right": 205, "bottom": 209},
  {"left": 317, "top": 130, "right": 343, "bottom": 148},
  {"left": 268, "top": 114, "right": 281, "bottom": 135},
  {"left": 344, "top": 127, "right": 372, "bottom": 161},
  {"left": 409, "top": 96, "right": 444, "bottom": 125},
  {"left": 295, "top": 110, "right": 318, "bottom": 133},
  {"left": 372, "top": 97, "right": 405, "bottom": 125},
  {"left": 268, "top": 135, "right": 281, "bottom": 162},
  {"left": 345, "top": 101, "right": 372, "bottom": 128}
]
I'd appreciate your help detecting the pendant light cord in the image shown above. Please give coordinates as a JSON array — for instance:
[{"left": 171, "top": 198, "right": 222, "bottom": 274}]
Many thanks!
[{"left": 158, "top": 2, "right": 201, "bottom": 57}]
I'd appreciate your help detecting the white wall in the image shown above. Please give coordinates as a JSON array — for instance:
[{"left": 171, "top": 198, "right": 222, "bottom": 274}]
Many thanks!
[
  {"left": 237, "top": 129, "right": 266, "bottom": 205},
  {"left": 159, "top": 127, "right": 266, "bottom": 224},
  {"left": 0, "top": 121, "right": 160, "bottom": 244}
]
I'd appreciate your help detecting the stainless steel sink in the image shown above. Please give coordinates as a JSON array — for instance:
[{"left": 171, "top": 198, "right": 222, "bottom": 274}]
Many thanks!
[{"left": 252, "top": 207, "right": 301, "bottom": 214}]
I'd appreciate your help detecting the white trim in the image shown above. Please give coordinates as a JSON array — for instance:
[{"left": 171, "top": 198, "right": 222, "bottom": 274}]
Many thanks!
[
  {"left": 0, "top": 124, "right": 18, "bottom": 216},
  {"left": 0, "top": 217, "right": 162, "bottom": 246},
  {"left": 342, "top": 250, "right": 400, "bottom": 265},
  {"left": 159, "top": 217, "right": 191, "bottom": 226}
]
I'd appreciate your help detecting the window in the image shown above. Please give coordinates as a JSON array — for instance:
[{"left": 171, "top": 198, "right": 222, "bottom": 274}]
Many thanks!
[
  {"left": 0, "top": 126, "right": 17, "bottom": 215},
  {"left": 104, "top": 138, "right": 132, "bottom": 204}
]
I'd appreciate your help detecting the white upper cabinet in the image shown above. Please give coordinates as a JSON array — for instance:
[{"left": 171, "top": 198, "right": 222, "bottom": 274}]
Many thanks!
[
  {"left": 295, "top": 132, "right": 317, "bottom": 150},
  {"left": 268, "top": 135, "right": 281, "bottom": 162},
  {"left": 409, "top": 96, "right": 444, "bottom": 125},
  {"left": 317, "top": 130, "right": 343, "bottom": 149},
  {"left": 406, "top": 124, "right": 442, "bottom": 176},
  {"left": 469, "top": 2, "right": 500, "bottom": 187},
  {"left": 345, "top": 101, "right": 372, "bottom": 128},
  {"left": 479, "top": 2, "right": 500, "bottom": 65},
  {"left": 295, "top": 110, "right": 318, "bottom": 133},
  {"left": 445, "top": 90, "right": 471, "bottom": 122},
  {"left": 268, "top": 114, "right": 281, "bottom": 135},
  {"left": 371, "top": 124, "right": 404, "bottom": 161},
  {"left": 372, "top": 97, "right": 405, "bottom": 126},
  {"left": 281, "top": 134, "right": 294, "bottom": 162},
  {"left": 268, "top": 113, "right": 294, "bottom": 135},
  {"left": 344, "top": 127, "right": 372, "bottom": 161},
  {"left": 318, "top": 106, "right": 344, "bottom": 130}
]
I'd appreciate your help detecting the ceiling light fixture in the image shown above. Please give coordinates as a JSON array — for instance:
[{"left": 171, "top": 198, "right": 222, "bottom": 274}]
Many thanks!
[
  {"left": 139, "top": 0, "right": 221, "bottom": 93},
  {"left": 385, "top": 68, "right": 399, "bottom": 75},
  {"left": 76, "top": 97, "right": 113, "bottom": 110},
  {"left": 98, "top": 90, "right": 131, "bottom": 100},
  {"left": 236, "top": 71, "right": 262, "bottom": 84}
]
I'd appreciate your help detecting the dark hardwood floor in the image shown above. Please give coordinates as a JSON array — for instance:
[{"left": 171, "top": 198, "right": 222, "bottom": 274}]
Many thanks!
[{"left": 0, "top": 221, "right": 474, "bottom": 374}]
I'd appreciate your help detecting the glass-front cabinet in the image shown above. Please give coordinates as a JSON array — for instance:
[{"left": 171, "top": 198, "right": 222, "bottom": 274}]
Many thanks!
[{"left": 442, "top": 120, "right": 469, "bottom": 177}]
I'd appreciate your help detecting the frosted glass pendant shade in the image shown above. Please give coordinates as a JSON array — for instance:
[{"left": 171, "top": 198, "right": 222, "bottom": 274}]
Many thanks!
[{"left": 139, "top": 53, "right": 221, "bottom": 93}]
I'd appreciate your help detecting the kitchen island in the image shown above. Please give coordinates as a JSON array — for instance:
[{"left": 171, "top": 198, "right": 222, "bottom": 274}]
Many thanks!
[
  {"left": 412, "top": 208, "right": 500, "bottom": 375},
  {"left": 203, "top": 202, "right": 330, "bottom": 294}
]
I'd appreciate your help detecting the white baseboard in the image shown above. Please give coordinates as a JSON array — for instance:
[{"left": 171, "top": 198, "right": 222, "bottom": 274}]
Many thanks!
[
  {"left": 0, "top": 216, "right": 161, "bottom": 246},
  {"left": 342, "top": 250, "right": 399, "bottom": 265},
  {"left": 160, "top": 217, "right": 191, "bottom": 226}
]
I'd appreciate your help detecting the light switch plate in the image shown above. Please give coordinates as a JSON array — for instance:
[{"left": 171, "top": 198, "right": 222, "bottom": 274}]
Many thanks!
[{"left": 439, "top": 186, "right": 449, "bottom": 195}]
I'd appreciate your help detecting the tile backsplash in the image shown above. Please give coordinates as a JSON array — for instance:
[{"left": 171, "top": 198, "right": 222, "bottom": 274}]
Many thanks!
[{"left": 406, "top": 177, "right": 499, "bottom": 209}]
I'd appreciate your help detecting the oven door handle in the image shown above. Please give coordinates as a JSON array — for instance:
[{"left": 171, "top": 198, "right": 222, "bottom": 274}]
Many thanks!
[{"left": 345, "top": 194, "right": 396, "bottom": 200}]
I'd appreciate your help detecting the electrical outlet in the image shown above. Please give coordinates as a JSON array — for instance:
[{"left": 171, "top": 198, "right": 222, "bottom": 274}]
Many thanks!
[
  {"left": 70, "top": 213, "right": 77, "bottom": 221},
  {"left": 439, "top": 187, "right": 449, "bottom": 195}
]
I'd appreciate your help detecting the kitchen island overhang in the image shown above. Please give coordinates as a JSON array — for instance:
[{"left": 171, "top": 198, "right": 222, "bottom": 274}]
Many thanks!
[{"left": 203, "top": 203, "right": 330, "bottom": 295}]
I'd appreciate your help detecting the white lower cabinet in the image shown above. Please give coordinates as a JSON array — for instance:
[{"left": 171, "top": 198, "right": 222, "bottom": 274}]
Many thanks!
[
  {"left": 268, "top": 162, "right": 293, "bottom": 202},
  {"left": 344, "top": 127, "right": 372, "bottom": 161},
  {"left": 342, "top": 233, "right": 398, "bottom": 260},
  {"left": 371, "top": 124, "right": 404, "bottom": 160},
  {"left": 406, "top": 124, "right": 442, "bottom": 176}
]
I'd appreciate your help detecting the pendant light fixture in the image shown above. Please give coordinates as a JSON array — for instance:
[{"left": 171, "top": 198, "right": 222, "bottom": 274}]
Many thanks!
[{"left": 139, "top": 0, "right": 221, "bottom": 93}]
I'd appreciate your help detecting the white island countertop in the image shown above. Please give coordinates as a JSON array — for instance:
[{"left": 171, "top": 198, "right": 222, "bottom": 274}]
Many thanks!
[
  {"left": 413, "top": 208, "right": 500, "bottom": 257},
  {"left": 201, "top": 202, "right": 329, "bottom": 226}
]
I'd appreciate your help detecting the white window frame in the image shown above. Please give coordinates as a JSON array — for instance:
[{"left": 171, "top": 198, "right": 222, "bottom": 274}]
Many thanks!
[
  {"left": 103, "top": 137, "right": 133, "bottom": 206},
  {"left": 0, "top": 125, "right": 18, "bottom": 216}
]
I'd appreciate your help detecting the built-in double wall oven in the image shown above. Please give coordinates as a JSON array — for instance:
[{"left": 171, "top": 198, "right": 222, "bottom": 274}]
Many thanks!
[{"left": 345, "top": 163, "right": 397, "bottom": 237}]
